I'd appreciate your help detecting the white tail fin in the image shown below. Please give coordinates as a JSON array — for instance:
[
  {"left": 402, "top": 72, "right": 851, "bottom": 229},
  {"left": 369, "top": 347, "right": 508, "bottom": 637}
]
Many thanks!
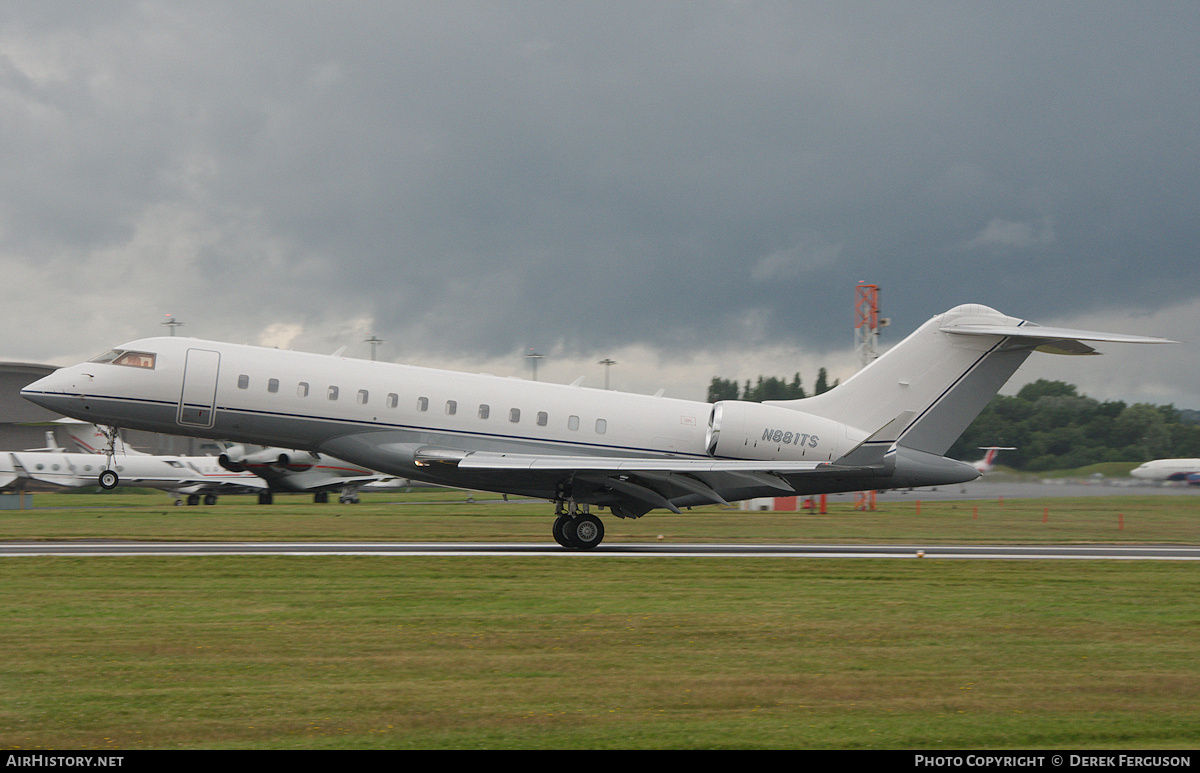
[
  {"left": 767, "top": 304, "right": 1173, "bottom": 456},
  {"left": 973, "top": 446, "right": 1016, "bottom": 473}
]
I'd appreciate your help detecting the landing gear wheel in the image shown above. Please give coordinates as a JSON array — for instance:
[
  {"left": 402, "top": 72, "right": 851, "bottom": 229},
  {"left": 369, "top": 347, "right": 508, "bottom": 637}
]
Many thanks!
[
  {"left": 563, "top": 513, "right": 605, "bottom": 550},
  {"left": 552, "top": 516, "right": 572, "bottom": 548},
  {"left": 98, "top": 469, "right": 118, "bottom": 490}
]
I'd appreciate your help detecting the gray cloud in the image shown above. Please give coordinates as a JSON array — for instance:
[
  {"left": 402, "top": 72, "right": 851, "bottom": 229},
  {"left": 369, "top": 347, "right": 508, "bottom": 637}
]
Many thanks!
[{"left": 1, "top": 1, "right": 1196, "bottom": 406}]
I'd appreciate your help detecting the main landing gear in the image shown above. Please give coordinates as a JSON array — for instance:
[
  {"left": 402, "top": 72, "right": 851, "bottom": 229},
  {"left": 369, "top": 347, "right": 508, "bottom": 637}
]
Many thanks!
[{"left": 552, "top": 501, "right": 606, "bottom": 550}]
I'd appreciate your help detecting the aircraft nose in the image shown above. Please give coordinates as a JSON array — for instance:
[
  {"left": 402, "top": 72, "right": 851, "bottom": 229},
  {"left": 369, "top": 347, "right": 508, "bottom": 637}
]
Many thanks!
[{"left": 20, "top": 370, "right": 86, "bottom": 413}]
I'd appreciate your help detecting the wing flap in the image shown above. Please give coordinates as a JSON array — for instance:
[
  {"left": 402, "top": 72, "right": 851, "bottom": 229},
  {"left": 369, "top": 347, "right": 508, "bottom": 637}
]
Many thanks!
[
  {"left": 451, "top": 452, "right": 829, "bottom": 474},
  {"left": 448, "top": 451, "right": 889, "bottom": 480}
]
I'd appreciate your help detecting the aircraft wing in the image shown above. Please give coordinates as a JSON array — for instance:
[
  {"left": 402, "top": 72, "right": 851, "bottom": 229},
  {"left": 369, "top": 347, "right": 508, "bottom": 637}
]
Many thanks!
[
  {"left": 122, "top": 475, "right": 268, "bottom": 492},
  {"left": 416, "top": 447, "right": 889, "bottom": 513},
  {"left": 272, "top": 473, "right": 389, "bottom": 493},
  {"left": 447, "top": 452, "right": 829, "bottom": 473},
  {"left": 165, "top": 479, "right": 268, "bottom": 496}
]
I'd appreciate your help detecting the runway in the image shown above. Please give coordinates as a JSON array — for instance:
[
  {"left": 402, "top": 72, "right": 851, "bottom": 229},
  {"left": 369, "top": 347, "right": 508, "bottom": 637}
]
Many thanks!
[{"left": 3, "top": 540, "right": 1199, "bottom": 560}]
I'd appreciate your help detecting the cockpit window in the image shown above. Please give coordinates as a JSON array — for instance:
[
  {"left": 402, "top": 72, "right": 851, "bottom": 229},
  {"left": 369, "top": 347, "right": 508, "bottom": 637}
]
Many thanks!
[
  {"left": 113, "top": 351, "right": 156, "bottom": 369},
  {"left": 90, "top": 349, "right": 156, "bottom": 369},
  {"left": 89, "top": 350, "right": 121, "bottom": 364}
]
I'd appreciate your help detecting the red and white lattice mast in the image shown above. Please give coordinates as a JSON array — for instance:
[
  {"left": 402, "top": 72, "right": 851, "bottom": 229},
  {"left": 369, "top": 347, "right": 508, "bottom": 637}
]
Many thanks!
[{"left": 854, "top": 282, "right": 887, "bottom": 370}]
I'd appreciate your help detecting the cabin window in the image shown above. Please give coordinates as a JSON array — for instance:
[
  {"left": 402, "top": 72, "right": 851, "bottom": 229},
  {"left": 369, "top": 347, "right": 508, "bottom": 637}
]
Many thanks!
[
  {"left": 595, "top": 419, "right": 607, "bottom": 435},
  {"left": 237, "top": 374, "right": 249, "bottom": 389},
  {"left": 328, "top": 386, "right": 339, "bottom": 401},
  {"left": 387, "top": 393, "right": 398, "bottom": 408},
  {"left": 357, "top": 389, "right": 369, "bottom": 405},
  {"left": 267, "top": 378, "right": 279, "bottom": 393},
  {"left": 298, "top": 382, "right": 310, "bottom": 397},
  {"left": 446, "top": 400, "right": 457, "bottom": 415},
  {"left": 509, "top": 408, "right": 521, "bottom": 423},
  {"left": 537, "top": 411, "right": 548, "bottom": 426},
  {"left": 417, "top": 397, "right": 428, "bottom": 411},
  {"left": 568, "top": 415, "right": 580, "bottom": 431},
  {"left": 478, "top": 404, "right": 490, "bottom": 419}
]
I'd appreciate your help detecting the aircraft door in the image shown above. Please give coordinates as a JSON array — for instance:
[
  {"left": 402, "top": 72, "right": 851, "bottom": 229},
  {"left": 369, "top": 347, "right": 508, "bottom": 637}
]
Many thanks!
[{"left": 178, "top": 348, "right": 220, "bottom": 428}]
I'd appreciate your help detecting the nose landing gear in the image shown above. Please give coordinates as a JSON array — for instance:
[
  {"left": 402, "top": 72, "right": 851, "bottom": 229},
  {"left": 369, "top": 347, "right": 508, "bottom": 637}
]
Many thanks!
[
  {"left": 96, "top": 425, "right": 121, "bottom": 490},
  {"left": 552, "top": 501, "right": 605, "bottom": 550}
]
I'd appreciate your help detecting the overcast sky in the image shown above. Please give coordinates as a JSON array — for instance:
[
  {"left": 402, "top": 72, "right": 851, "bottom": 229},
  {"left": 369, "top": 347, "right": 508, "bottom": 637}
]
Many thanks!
[{"left": 2, "top": 1, "right": 1197, "bottom": 408}]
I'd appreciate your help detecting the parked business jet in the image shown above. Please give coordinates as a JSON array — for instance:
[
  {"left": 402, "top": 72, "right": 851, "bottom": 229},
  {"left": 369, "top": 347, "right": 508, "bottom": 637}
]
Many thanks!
[
  {"left": 970, "top": 446, "right": 1016, "bottom": 474},
  {"left": 0, "top": 446, "right": 264, "bottom": 503},
  {"left": 217, "top": 444, "right": 409, "bottom": 503},
  {"left": 20, "top": 304, "right": 1172, "bottom": 548},
  {"left": 66, "top": 422, "right": 406, "bottom": 504},
  {"left": 1129, "top": 459, "right": 1200, "bottom": 485}
]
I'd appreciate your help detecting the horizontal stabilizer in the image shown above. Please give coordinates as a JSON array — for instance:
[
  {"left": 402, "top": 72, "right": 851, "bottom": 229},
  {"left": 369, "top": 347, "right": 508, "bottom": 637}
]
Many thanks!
[{"left": 942, "top": 322, "right": 1177, "bottom": 355}]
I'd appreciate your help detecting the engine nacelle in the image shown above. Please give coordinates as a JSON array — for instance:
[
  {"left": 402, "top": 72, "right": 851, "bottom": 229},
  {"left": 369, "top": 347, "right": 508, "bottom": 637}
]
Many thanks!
[
  {"left": 219, "top": 445, "right": 316, "bottom": 472},
  {"left": 705, "top": 401, "right": 863, "bottom": 462},
  {"left": 217, "top": 445, "right": 248, "bottom": 472}
]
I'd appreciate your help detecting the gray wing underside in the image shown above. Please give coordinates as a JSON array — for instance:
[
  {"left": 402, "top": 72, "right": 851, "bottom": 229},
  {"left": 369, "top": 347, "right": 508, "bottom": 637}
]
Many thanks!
[{"left": 414, "top": 447, "right": 892, "bottom": 513}]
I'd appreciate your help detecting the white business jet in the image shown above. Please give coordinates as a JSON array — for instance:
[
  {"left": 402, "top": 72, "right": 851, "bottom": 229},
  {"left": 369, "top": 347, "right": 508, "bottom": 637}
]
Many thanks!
[
  {"left": 1129, "top": 459, "right": 1200, "bottom": 485},
  {"left": 65, "top": 421, "right": 402, "bottom": 503},
  {"left": 20, "top": 304, "right": 1172, "bottom": 548},
  {"left": 0, "top": 437, "right": 265, "bottom": 504}
]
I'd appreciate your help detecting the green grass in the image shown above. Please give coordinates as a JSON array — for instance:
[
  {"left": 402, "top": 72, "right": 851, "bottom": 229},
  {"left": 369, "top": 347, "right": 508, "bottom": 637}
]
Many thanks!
[
  {"left": 2, "top": 489, "right": 1197, "bottom": 545},
  {"left": 1, "top": 492, "right": 1199, "bottom": 749}
]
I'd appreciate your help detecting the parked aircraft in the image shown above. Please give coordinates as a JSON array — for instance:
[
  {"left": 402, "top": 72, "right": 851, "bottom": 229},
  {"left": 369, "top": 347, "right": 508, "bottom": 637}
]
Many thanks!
[
  {"left": 20, "top": 304, "right": 1172, "bottom": 548},
  {"left": 970, "top": 446, "right": 1016, "bottom": 474},
  {"left": 1129, "top": 458, "right": 1200, "bottom": 485},
  {"left": 0, "top": 444, "right": 264, "bottom": 504},
  {"left": 217, "top": 444, "right": 410, "bottom": 503},
  {"left": 66, "top": 422, "right": 404, "bottom": 504}
]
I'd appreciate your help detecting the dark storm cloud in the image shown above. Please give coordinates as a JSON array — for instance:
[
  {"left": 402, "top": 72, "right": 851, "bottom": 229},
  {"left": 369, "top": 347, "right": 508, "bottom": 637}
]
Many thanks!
[{"left": 1, "top": 2, "right": 1196, "bottom": 404}]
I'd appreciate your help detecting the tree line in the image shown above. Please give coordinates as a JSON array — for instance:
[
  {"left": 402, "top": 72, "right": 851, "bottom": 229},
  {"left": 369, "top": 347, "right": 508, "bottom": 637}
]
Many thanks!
[
  {"left": 706, "top": 374, "right": 1200, "bottom": 471},
  {"left": 707, "top": 368, "right": 838, "bottom": 403},
  {"left": 946, "top": 379, "right": 1200, "bottom": 471}
]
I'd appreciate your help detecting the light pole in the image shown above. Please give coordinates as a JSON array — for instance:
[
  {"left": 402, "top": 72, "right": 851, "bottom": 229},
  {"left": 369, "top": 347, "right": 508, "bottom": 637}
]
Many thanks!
[
  {"left": 365, "top": 335, "right": 383, "bottom": 361},
  {"left": 526, "top": 350, "right": 544, "bottom": 381},
  {"left": 599, "top": 358, "right": 616, "bottom": 390}
]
